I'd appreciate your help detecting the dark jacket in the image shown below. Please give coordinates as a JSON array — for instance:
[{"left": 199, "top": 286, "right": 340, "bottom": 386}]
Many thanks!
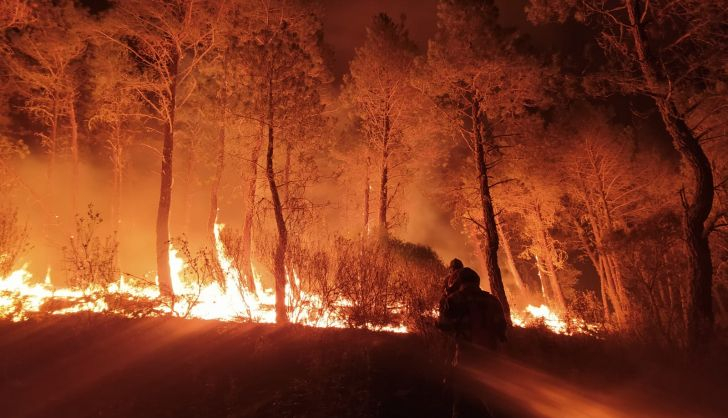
[{"left": 439, "top": 282, "right": 507, "bottom": 349}]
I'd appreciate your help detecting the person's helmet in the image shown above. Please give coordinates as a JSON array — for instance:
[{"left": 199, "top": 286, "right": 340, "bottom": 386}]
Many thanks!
[
  {"left": 457, "top": 267, "right": 480, "bottom": 287},
  {"left": 449, "top": 258, "right": 464, "bottom": 271}
]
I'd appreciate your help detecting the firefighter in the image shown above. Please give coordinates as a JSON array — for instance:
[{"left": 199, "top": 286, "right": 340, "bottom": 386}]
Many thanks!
[
  {"left": 439, "top": 267, "right": 506, "bottom": 350},
  {"left": 438, "top": 267, "right": 507, "bottom": 418}
]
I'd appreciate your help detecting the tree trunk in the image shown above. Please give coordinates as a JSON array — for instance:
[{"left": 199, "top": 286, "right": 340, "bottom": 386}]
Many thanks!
[
  {"left": 178, "top": 143, "right": 194, "bottom": 235},
  {"left": 44, "top": 103, "right": 59, "bottom": 281},
  {"left": 496, "top": 220, "right": 526, "bottom": 295},
  {"left": 378, "top": 114, "right": 390, "bottom": 238},
  {"left": 110, "top": 123, "right": 123, "bottom": 230},
  {"left": 534, "top": 209, "right": 567, "bottom": 312},
  {"left": 266, "top": 78, "right": 288, "bottom": 324},
  {"left": 625, "top": 0, "right": 715, "bottom": 348},
  {"left": 241, "top": 126, "right": 264, "bottom": 292},
  {"left": 473, "top": 100, "right": 511, "bottom": 325},
  {"left": 207, "top": 100, "right": 226, "bottom": 286},
  {"left": 110, "top": 123, "right": 123, "bottom": 271},
  {"left": 68, "top": 97, "right": 79, "bottom": 215},
  {"left": 208, "top": 55, "right": 228, "bottom": 286},
  {"left": 363, "top": 148, "right": 371, "bottom": 236},
  {"left": 155, "top": 52, "right": 178, "bottom": 297}
]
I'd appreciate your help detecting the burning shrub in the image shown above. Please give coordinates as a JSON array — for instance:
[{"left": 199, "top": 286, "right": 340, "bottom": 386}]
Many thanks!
[
  {"left": 63, "top": 205, "right": 119, "bottom": 291},
  {"left": 0, "top": 205, "right": 29, "bottom": 277},
  {"left": 170, "top": 236, "right": 219, "bottom": 318},
  {"left": 328, "top": 237, "right": 444, "bottom": 330}
]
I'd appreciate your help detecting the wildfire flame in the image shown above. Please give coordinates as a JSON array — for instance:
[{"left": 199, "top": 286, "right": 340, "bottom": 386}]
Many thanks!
[{"left": 0, "top": 226, "right": 593, "bottom": 336}]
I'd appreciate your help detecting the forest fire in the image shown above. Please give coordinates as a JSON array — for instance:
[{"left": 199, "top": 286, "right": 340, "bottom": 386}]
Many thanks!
[
  {"left": 0, "top": 223, "right": 583, "bottom": 335},
  {"left": 1, "top": 0, "right": 727, "bottom": 416},
  {"left": 0, "top": 223, "right": 414, "bottom": 331}
]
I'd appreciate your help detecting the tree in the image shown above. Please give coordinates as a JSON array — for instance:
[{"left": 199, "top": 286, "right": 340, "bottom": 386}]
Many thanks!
[
  {"left": 101, "top": 0, "right": 217, "bottom": 296},
  {"left": 3, "top": 1, "right": 88, "bottom": 277},
  {"left": 0, "top": 0, "right": 33, "bottom": 33},
  {"left": 344, "top": 14, "right": 418, "bottom": 238},
  {"left": 232, "top": 1, "right": 326, "bottom": 323},
  {"left": 88, "top": 40, "right": 141, "bottom": 232},
  {"left": 422, "top": 0, "right": 545, "bottom": 323},
  {"left": 527, "top": 0, "right": 728, "bottom": 348}
]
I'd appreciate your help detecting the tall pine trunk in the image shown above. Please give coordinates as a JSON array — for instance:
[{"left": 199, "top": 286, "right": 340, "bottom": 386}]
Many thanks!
[
  {"left": 241, "top": 126, "right": 264, "bottom": 292},
  {"left": 378, "top": 114, "right": 390, "bottom": 238},
  {"left": 266, "top": 78, "right": 288, "bottom": 324},
  {"left": 496, "top": 220, "right": 526, "bottom": 294},
  {"left": 110, "top": 123, "right": 123, "bottom": 230},
  {"left": 68, "top": 97, "right": 79, "bottom": 215},
  {"left": 363, "top": 148, "right": 371, "bottom": 236},
  {"left": 626, "top": 0, "right": 714, "bottom": 347},
  {"left": 534, "top": 207, "right": 567, "bottom": 312},
  {"left": 208, "top": 55, "right": 227, "bottom": 286},
  {"left": 110, "top": 123, "right": 123, "bottom": 271},
  {"left": 44, "top": 102, "right": 59, "bottom": 281},
  {"left": 207, "top": 100, "right": 226, "bottom": 285},
  {"left": 155, "top": 51, "right": 178, "bottom": 297},
  {"left": 473, "top": 100, "right": 511, "bottom": 325}
]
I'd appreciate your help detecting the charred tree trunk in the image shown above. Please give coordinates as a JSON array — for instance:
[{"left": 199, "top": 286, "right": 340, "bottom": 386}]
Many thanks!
[
  {"left": 241, "top": 126, "right": 264, "bottom": 292},
  {"left": 626, "top": 0, "right": 715, "bottom": 348},
  {"left": 378, "top": 114, "right": 390, "bottom": 239},
  {"left": 266, "top": 78, "right": 288, "bottom": 324},
  {"left": 473, "top": 100, "right": 511, "bottom": 325},
  {"left": 155, "top": 51, "right": 178, "bottom": 297}
]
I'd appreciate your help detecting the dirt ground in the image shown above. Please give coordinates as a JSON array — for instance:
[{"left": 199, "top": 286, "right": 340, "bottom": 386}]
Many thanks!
[{"left": 1, "top": 316, "right": 726, "bottom": 418}]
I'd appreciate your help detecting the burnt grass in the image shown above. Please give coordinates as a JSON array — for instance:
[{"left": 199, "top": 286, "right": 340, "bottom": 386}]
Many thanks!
[{"left": 1, "top": 315, "right": 727, "bottom": 418}]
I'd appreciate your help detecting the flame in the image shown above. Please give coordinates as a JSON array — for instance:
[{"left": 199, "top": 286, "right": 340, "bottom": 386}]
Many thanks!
[
  {"left": 0, "top": 224, "right": 408, "bottom": 333},
  {"left": 511, "top": 304, "right": 597, "bottom": 335},
  {"left": 1, "top": 230, "right": 597, "bottom": 336}
]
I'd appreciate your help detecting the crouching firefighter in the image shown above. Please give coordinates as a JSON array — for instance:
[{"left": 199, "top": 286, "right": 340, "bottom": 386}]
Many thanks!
[{"left": 437, "top": 267, "right": 507, "bottom": 418}]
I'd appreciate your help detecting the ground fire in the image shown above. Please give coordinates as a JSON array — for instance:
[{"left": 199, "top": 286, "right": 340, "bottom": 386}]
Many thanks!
[{"left": 0, "top": 0, "right": 727, "bottom": 417}]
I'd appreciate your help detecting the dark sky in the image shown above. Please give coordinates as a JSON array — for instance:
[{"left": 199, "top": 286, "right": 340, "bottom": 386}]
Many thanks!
[
  {"left": 321, "top": 0, "right": 437, "bottom": 78},
  {"left": 321, "top": 0, "right": 534, "bottom": 80}
]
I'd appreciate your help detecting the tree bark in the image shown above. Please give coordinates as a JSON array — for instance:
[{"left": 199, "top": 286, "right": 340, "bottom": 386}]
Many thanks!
[
  {"left": 44, "top": 102, "right": 59, "bottom": 280},
  {"left": 241, "top": 126, "right": 264, "bottom": 292},
  {"left": 363, "top": 148, "right": 371, "bottom": 236},
  {"left": 625, "top": 0, "right": 715, "bottom": 348},
  {"left": 534, "top": 207, "right": 567, "bottom": 312},
  {"left": 473, "top": 100, "right": 511, "bottom": 325},
  {"left": 496, "top": 220, "right": 526, "bottom": 295},
  {"left": 155, "top": 51, "right": 178, "bottom": 297},
  {"left": 378, "top": 114, "right": 390, "bottom": 238},
  {"left": 110, "top": 123, "right": 123, "bottom": 230},
  {"left": 68, "top": 97, "right": 79, "bottom": 215},
  {"left": 208, "top": 54, "right": 228, "bottom": 286},
  {"left": 207, "top": 98, "right": 226, "bottom": 286},
  {"left": 266, "top": 78, "right": 288, "bottom": 324}
]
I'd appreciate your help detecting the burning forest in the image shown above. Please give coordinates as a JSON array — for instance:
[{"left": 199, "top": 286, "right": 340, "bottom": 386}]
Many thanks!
[{"left": 0, "top": 0, "right": 727, "bottom": 417}]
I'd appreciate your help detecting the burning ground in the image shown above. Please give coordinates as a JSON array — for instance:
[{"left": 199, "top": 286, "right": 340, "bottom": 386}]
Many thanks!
[{"left": 1, "top": 315, "right": 726, "bottom": 418}]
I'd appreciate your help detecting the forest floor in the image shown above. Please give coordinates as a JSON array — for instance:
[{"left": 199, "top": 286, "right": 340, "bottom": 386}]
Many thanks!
[{"left": 0, "top": 315, "right": 726, "bottom": 418}]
